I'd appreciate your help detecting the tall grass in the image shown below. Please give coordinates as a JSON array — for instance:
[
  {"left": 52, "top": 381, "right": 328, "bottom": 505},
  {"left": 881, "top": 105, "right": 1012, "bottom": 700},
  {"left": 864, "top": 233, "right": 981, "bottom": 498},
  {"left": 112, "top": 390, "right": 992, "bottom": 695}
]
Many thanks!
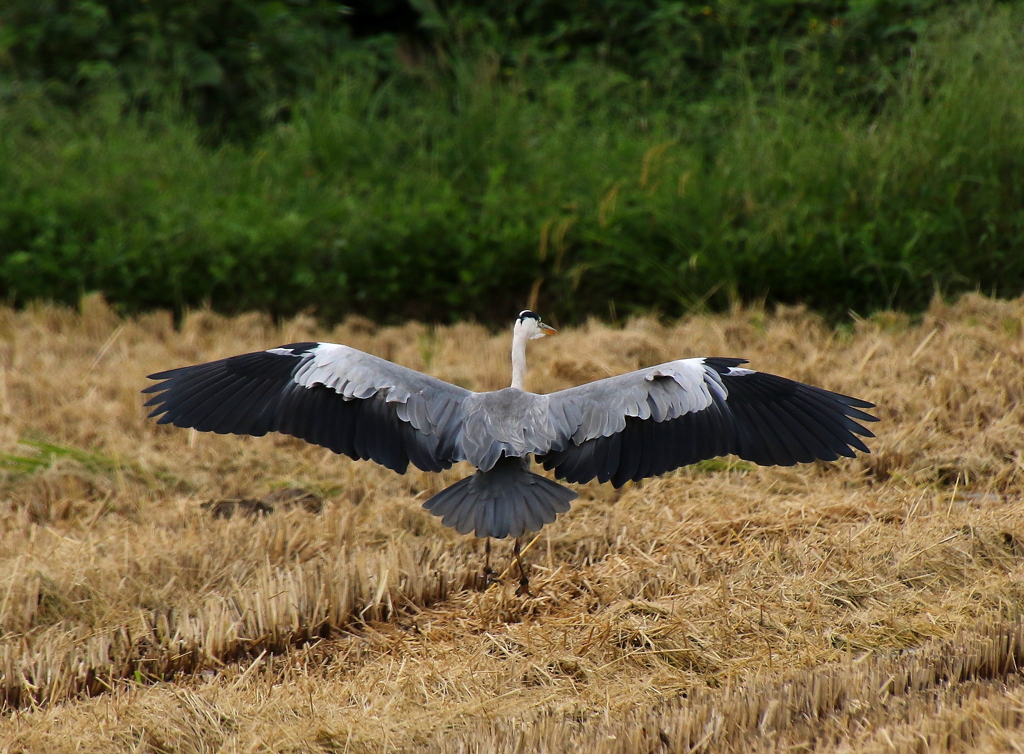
[{"left": 1, "top": 5, "right": 1021, "bottom": 323}]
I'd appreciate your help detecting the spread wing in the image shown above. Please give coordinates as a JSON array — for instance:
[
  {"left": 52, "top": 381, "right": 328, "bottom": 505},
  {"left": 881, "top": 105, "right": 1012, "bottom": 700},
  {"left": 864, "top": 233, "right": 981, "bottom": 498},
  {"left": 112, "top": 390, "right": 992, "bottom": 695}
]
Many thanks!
[
  {"left": 143, "top": 342, "right": 472, "bottom": 473},
  {"left": 537, "top": 357, "right": 877, "bottom": 486}
]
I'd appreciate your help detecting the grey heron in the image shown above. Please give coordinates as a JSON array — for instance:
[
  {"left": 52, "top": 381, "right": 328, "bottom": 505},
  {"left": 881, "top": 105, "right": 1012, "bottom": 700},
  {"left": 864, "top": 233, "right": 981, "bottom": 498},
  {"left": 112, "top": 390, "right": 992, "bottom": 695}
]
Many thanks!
[{"left": 144, "top": 310, "right": 877, "bottom": 590}]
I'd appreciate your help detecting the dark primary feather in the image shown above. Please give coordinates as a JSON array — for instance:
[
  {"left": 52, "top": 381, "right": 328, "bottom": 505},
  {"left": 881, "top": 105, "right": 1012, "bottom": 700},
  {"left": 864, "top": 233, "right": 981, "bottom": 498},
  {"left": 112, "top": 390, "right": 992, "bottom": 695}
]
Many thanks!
[
  {"left": 538, "top": 358, "right": 877, "bottom": 487},
  {"left": 143, "top": 344, "right": 454, "bottom": 474}
]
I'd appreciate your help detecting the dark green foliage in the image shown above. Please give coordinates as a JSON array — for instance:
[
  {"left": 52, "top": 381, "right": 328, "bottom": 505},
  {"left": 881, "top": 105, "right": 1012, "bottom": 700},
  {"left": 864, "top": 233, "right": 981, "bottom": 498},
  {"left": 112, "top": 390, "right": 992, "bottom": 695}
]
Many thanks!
[
  {"left": 0, "top": 0, "right": 365, "bottom": 139},
  {"left": 446, "top": 0, "right": 942, "bottom": 104},
  {"left": 0, "top": 2, "right": 1022, "bottom": 324},
  {"left": 0, "top": 0, "right": 962, "bottom": 140}
]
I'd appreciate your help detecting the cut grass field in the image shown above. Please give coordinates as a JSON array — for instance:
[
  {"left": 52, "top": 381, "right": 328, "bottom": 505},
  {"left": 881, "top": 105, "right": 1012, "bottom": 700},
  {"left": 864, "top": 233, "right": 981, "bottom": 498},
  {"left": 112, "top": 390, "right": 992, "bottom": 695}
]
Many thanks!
[{"left": 2, "top": 293, "right": 1024, "bottom": 752}]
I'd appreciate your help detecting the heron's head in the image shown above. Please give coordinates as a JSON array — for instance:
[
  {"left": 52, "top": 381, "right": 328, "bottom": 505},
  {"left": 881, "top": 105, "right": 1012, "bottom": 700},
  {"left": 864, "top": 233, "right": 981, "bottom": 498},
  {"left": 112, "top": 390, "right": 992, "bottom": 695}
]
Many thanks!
[{"left": 516, "top": 310, "right": 557, "bottom": 340}]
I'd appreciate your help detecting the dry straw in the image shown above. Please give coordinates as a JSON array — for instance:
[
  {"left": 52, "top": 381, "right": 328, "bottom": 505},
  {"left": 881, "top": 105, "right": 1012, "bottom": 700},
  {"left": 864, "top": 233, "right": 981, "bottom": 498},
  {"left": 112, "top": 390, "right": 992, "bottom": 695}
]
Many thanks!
[
  {"left": 430, "top": 619, "right": 1024, "bottom": 753},
  {"left": 1, "top": 542, "right": 468, "bottom": 710},
  {"left": 1, "top": 293, "right": 1024, "bottom": 751}
]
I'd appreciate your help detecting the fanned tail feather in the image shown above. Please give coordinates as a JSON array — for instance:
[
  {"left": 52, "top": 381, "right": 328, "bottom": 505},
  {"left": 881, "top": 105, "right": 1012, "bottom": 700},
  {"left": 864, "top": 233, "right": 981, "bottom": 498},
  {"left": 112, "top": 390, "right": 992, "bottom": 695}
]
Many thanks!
[{"left": 422, "top": 456, "right": 577, "bottom": 539}]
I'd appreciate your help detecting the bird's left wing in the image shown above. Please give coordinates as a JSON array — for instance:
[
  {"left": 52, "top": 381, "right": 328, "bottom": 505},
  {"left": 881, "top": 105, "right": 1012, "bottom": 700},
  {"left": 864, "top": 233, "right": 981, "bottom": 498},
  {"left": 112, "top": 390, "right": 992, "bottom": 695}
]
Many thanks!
[
  {"left": 537, "top": 357, "right": 877, "bottom": 486},
  {"left": 143, "top": 342, "right": 472, "bottom": 473}
]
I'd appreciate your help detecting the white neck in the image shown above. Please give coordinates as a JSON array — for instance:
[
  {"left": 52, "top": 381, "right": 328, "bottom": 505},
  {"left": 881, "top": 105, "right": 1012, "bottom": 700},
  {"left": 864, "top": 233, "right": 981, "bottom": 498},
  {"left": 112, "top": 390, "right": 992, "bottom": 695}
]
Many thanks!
[{"left": 510, "top": 323, "right": 528, "bottom": 390}]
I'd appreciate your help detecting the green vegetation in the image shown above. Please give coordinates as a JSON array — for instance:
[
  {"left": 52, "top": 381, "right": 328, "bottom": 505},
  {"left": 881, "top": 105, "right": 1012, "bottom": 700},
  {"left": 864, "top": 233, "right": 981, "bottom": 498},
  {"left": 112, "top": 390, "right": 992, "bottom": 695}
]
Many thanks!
[
  {"left": 1, "top": 2, "right": 1022, "bottom": 324},
  {"left": 0, "top": 438, "right": 183, "bottom": 487}
]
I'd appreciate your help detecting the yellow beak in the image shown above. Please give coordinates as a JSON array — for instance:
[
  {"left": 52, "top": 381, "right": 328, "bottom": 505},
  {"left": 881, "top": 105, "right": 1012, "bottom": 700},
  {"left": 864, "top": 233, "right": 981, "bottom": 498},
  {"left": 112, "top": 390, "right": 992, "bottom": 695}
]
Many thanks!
[{"left": 539, "top": 323, "right": 557, "bottom": 336}]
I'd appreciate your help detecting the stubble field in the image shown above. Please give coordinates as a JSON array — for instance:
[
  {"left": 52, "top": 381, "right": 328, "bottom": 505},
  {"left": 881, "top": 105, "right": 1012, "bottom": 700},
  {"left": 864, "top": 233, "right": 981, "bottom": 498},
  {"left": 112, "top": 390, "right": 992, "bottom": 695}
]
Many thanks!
[{"left": 2, "top": 294, "right": 1024, "bottom": 752}]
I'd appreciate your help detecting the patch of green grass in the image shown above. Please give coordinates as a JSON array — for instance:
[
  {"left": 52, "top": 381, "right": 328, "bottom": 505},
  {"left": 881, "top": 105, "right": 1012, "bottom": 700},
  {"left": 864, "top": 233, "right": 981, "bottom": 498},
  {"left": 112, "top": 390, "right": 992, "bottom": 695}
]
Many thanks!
[
  {"left": 1, "top": 439, "right": 124, "bottom": 475},
  {"left": 690, "top": 459, "right": 756, "bottom": 475},
  {"left": 0, "top": 439, "right": 184, "bottom": 488}
]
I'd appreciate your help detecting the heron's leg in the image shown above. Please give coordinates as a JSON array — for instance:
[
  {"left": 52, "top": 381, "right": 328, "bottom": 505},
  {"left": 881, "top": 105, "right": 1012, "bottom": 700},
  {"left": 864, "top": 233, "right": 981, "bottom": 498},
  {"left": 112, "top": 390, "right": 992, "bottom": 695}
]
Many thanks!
[
  {"left": 513, "top": 537, "right": 531, "bottom": 596},
  {"left": 482, "top": 538, "right": 493, "bottom": 587}
]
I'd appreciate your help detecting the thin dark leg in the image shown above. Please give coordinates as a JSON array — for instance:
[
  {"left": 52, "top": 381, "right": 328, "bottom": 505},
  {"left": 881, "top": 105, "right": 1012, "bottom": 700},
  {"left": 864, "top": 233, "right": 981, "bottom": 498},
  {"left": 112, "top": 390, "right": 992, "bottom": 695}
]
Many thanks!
[
  {"left": 482, "top": 538, "right": 493, "bottom": 587},
  {"left": 513, "top": 537, "right": 531, "bottom": 596}
]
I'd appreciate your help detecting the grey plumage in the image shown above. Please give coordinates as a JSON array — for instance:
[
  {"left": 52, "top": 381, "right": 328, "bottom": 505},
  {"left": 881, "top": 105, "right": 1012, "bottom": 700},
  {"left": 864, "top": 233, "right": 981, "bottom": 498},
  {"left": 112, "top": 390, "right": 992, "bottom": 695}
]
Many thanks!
[
  {"left": 422, "top": 456, "right": 576, "bottom": 539},
  {"left": 143, "top": 315, "right": 878, "bottom": 539}
]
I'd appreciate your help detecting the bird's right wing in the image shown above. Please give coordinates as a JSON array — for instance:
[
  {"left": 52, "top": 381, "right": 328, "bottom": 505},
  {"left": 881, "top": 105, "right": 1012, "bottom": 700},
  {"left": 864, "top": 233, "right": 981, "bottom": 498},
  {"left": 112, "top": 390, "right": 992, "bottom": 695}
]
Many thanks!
[
  {"left": 537, "top": 357, "right": 877, "bottom": 486},
  {"left": 143, "top": 342, "right": 472, "bottom": 473}
]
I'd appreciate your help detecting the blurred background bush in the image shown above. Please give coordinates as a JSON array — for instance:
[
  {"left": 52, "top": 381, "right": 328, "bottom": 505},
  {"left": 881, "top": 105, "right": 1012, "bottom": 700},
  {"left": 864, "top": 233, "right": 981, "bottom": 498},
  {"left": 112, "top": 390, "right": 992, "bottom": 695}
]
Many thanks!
[{"left": 1, "top": 0, "right": 1021, "bottom": 324}]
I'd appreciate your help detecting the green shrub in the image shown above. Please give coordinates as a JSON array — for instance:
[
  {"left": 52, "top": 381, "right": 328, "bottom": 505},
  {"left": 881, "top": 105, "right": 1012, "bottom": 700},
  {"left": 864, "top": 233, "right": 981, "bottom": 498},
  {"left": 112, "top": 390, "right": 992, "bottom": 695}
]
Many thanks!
[
  {"left": 0, "top": 0, "right": 367, "bottom": 140},
  {"left": 0, "top": 0, "right": 967, "bottom": 141},
  {"left": 0, "top": 3, "right": 1022, "bottom": 324}
]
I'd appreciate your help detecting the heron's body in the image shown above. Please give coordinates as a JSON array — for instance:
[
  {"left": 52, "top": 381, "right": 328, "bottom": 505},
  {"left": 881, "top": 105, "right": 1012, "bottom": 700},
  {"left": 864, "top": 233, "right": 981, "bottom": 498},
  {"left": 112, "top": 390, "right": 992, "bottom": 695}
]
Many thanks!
[{"left": 144, "top": 312, "right": 877, "bottom": 541}]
